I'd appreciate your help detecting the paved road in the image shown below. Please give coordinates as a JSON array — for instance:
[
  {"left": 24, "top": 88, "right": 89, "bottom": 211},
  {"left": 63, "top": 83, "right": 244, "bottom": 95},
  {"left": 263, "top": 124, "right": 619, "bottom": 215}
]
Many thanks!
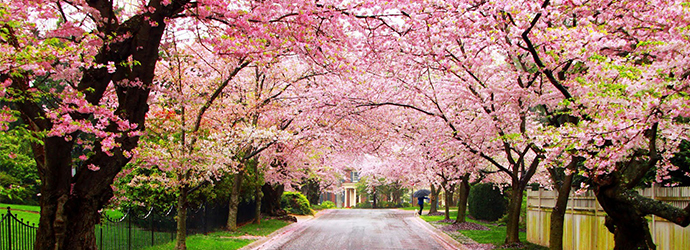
[{"left": 248, "top": 209, "right": 463, "bottom": 250}]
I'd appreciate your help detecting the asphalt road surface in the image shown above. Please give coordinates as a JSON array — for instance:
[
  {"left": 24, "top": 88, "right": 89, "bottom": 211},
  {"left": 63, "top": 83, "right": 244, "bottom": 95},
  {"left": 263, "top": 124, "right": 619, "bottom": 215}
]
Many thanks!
[{"left": 248, "top": 209, "right": 463, "bottom": 250}]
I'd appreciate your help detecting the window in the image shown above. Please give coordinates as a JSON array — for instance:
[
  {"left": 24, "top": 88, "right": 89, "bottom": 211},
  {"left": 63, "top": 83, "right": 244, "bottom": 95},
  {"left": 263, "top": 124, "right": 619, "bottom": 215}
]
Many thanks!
[{"left": 351, "top": 172, "right": 360, "bottom": 182}]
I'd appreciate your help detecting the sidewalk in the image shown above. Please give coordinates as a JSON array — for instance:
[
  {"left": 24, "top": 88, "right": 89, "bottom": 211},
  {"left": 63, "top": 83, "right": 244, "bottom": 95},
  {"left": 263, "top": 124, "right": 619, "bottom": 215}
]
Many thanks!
[{"left": 407, "top": 209, "right": 470, "bottom": 250}]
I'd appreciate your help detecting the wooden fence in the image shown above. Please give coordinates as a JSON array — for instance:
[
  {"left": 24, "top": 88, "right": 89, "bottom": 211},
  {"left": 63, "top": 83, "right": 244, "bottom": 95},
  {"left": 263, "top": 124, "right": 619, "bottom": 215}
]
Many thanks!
[{"left": 526, "top": 186, "right": 690, "bottom": 250}]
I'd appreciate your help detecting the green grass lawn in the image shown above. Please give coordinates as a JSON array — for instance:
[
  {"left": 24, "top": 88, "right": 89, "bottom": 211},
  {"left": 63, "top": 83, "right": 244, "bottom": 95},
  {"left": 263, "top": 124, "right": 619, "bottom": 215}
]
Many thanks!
[
  {"left": 143, "top": 219, "right": 290, "bottom": 250},
  {"left": 142, "top": 235, "right": 253, "bottom": 250},
  {"left": 208, "top": 219, "right": 290, "bottom": 237},
  {"left": 1, "top": 208, "right": 40, "bottom": 226},
  {"left": 1, "top": 203, "right": 41, "bottom": 213},
  {"left": 1, "top": 203, "right": 125, "bottom": 224},
  {"left": 402, "top": 206, "right": 545, "bottom": 250}
]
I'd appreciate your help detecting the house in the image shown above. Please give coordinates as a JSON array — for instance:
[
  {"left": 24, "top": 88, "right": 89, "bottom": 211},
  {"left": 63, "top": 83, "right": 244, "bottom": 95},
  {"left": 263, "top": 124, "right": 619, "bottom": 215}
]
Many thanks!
[{"left": 319, "top": 170, "right": 361, "bottom": 208}]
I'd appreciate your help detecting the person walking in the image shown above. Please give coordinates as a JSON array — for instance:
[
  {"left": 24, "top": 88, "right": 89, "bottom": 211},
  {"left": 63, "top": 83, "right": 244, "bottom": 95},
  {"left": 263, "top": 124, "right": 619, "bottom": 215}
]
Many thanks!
[{"left": 417, "top": 196, "right": 429, "bottom": 215}]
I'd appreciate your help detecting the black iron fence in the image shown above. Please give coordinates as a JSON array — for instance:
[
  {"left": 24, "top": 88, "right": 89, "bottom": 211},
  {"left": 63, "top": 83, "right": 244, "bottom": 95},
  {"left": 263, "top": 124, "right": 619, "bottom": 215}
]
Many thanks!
[
  {"left": 0, "top": 203, "right": 231, "bottom": 250},
  {"left": 0, "top": 208, "right": 37, "bottom": 250},
  {"left": 95, "top": 207, "right": 177, "bottom": 250}
]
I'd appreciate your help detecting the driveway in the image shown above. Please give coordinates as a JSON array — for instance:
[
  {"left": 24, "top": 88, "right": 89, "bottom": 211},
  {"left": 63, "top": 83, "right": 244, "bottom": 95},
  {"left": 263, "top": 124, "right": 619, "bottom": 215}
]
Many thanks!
[{"left": 243, "top": 209, "right": 465, "bottom": 250}]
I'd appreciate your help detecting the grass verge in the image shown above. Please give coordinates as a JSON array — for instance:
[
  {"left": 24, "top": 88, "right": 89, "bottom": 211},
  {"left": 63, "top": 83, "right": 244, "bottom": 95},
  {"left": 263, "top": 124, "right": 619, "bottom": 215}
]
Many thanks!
[
  {"left": 142, "top": 235, "right": 253, "bottom": 250},
  {"left": 403, "top": 206, "right": 546, "bottom": 250},
  {"left": 143, "top": 218, "right": 291, "bottom": 250}
]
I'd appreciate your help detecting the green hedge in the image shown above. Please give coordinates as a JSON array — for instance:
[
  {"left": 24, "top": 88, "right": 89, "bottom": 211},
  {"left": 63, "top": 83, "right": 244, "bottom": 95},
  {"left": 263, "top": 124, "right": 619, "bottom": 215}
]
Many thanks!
[
  {"left": 281, "top": 191, "right": 313, "bottom": 215},
  {"left": 320, "top": 201, "right": 335, "bottom": 209},
  {"left": 468, "top": 183, "right": 507, "bottom": 221},
  {"left": 378, "top": 201, "right": 403, "bottom": 208}
]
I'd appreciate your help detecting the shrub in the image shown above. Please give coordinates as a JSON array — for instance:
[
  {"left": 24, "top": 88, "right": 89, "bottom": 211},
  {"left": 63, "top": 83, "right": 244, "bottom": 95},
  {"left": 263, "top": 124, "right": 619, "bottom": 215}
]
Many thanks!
[
  {"left": 320, "top": 201, "right": 336, "bottom": 209},
  {"left": 355, "top": 202, "right": 372, "bottom": 208},
  {"left": 402, "top": 202, "right": 411, "bottom": 208},
  {"left": 468, "top": 183, "right": 507, "bottom": 221},
  {"left": 378, "top": 201, "right": 402, "bottom": 208},
  {"left": 281, "top": 191, "right": 313, "bottom": 215},
  {"left": 0, "top": 172, "right": 37, "bottom": 205}
]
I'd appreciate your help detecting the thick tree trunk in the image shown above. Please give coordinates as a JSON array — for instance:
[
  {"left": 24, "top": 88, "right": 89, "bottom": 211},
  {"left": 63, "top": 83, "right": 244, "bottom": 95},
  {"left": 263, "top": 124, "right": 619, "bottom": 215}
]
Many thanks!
[
  {"left": 549, "top": 172, "right": 574, "bottom": 250},
  {"left": 592, "top": 171, "right": 690, "bottom": 250},
  {"left": 35, "top": 191, "right": 103, "bottom": 250},
  {"left": 505, "top": 184, "right": 525, "bottom": 244},
  {"left": 596, "top": 184, "right": 656, "bottom": 250},
  {"left": 429, "top": 185, "right": 439, "bottom": 214},
  {"left": 261, "top": 183, "right": 287, "bottom": 216},
  {"left": 175, "top": 188, "right": 188, "bottom": 250},
  {"left": 300, "top": 179, "right": 321, "bottom": 206},
  {"left": 227, "top": 172, "right": 243, "bottom": 230},
  {"left": 455, "top": 175, "right": 471, "bottom": 224},
  {"left": 33, "top": 137, "right": 133, "bottom": 250}
]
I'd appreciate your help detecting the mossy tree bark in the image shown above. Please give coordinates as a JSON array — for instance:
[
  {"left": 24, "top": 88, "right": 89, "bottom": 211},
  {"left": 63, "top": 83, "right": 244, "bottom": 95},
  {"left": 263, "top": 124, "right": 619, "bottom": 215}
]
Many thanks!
[
  {"left": 227, "top": 171, "right": 243, "bottom": 231},
  {"left": 504, "top": 183, "right": 525, "bottom": 244},
  {"left": 175, "top": 187, "right": 188, "bottom": 250},
  {"left": 455, "top": 174, "right": 471, "bottom": 224},
  {"left": 443, "top": 185, "right": 453, "bottom": 220},
  {"left": 254, "top": 182, "right": 263, "bottom": 224}
]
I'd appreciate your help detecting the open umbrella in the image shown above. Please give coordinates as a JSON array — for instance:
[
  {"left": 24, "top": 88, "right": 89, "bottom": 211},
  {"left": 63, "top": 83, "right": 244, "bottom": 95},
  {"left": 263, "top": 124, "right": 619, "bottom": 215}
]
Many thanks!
[{"left": 413, "top": 189, "right": 431, "bottom": 198}]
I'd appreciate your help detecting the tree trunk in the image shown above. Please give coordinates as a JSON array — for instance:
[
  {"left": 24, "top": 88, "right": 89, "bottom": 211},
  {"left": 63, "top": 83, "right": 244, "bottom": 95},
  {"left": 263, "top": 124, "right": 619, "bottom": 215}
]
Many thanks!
[
  {"left": 300, "top": 179, "right": 321, "bottom": 206},
  {"left": 261, "top": 183, "right": 286, "bottom": 216},
  {"left": 549, "top": 172, "right": 575, "bottom": 250},
  {"left": 32, "top": 137, "right": 135, "bottom": 250},
  {"left": 429, "top": 185, "right": 439, "bottom": 214},
  {"left": 175, "top": 188, "right": 188, "bottom": 250},
  {"left": 443, "top": 186, "right": 451, "bottom": 220},
  {"left": 455, "top": 174, "right": 471, "bottom": 224},
  {"left": 372, "top": 187, "right": 378, "bottom": 208},
  {"left": 227, "top": 172, "right": 243, "bottom": 230},
  {"left": 505, "top": 183, "right": 525, "bottom": 244},
  {"left": 392, "top": 184, "right": 402, "bottom": 204},
  {"left": 447, "top": 185, "right": 456, "bottom": 209},
  {"left": 254, "top": 183, "right": 263, "bottom": 224},
  {"left": 596, "top": 184, "right": 656, "bottom": 250},
  {"left": 34, "top": 191, "right": 102, "bottom": 250}
]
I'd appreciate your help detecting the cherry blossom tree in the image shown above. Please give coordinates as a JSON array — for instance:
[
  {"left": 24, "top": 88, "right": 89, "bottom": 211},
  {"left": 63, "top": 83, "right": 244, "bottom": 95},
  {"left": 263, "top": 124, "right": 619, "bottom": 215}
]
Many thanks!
[
  {"left": 0, "top": 0, "right": 359, "bottom": 249},
  {"left": 0, "top": 1, "right": 193, "bottom": 248},
  {"left": 335, "top": 1, "right": 690, "bottom": 248},
  {"left": 478, "top": 0, "right": 690, "bottom": 248},
  {"left": 2, "top": 1, "right": 687, "bottom": 250},
  {"left": 134, "top": 40, "right": 255, "bottom": 249}
]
